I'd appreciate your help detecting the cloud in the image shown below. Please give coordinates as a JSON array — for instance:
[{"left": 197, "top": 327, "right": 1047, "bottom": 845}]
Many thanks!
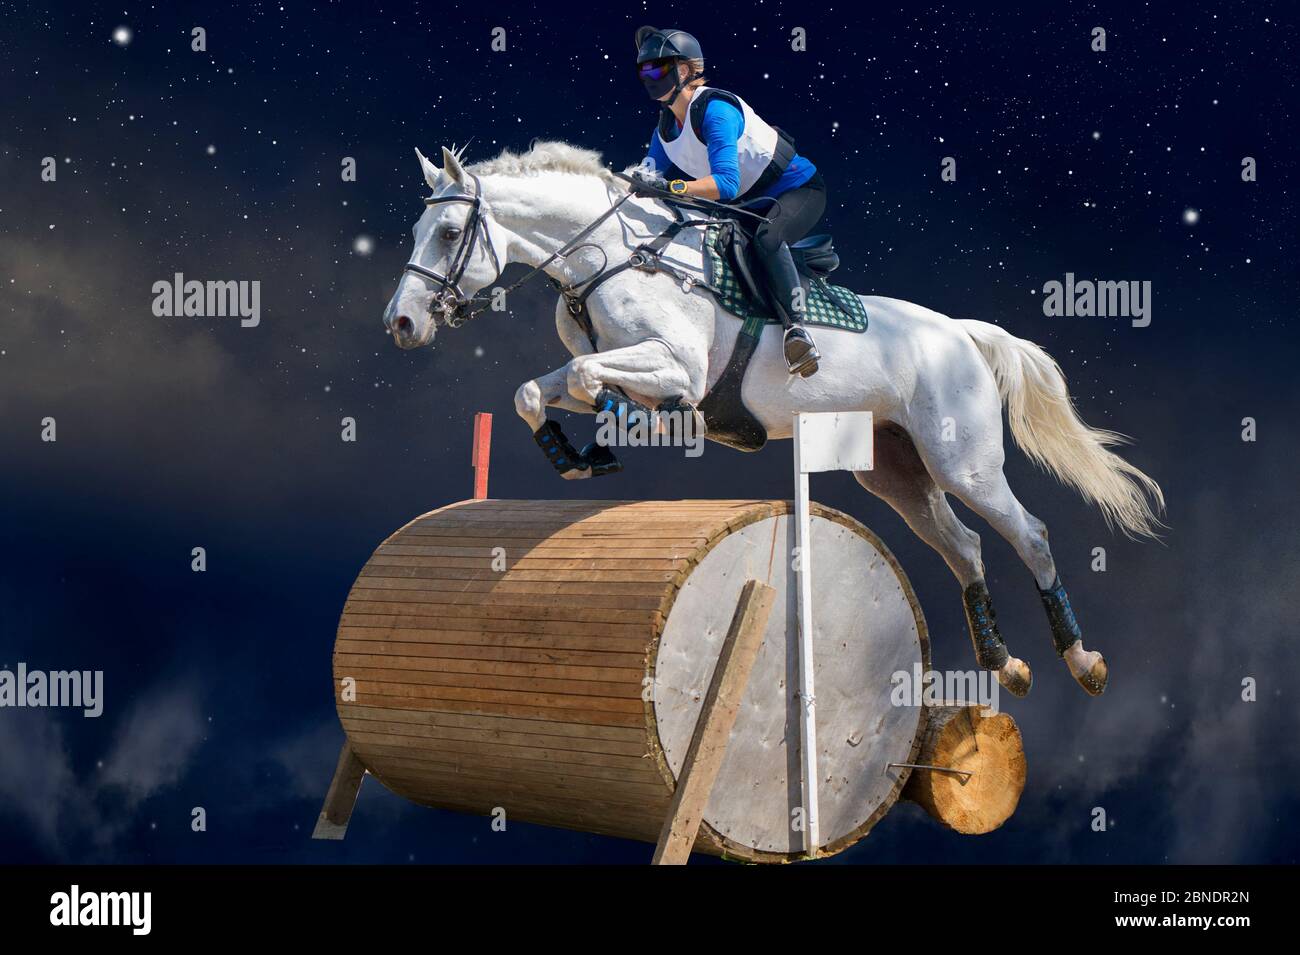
[
  {"left": 1008, "top": 447, "right": 1300, "bottom": 863},
  {"left": 97, "top": 685, "right": 206, "bottom": 806},
  {"left": 0, "top": 709, "right": 89, "bottom": 849},
  {"left": 269, "top": 719, "right": 347, "bottom": 802},
  {"left": 0, "top": 681, "right": 206, "bottom": 857}
]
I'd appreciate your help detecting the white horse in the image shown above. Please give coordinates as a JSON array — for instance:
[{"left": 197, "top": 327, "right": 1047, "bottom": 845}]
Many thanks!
[{"left": 382, "top": 141, "right": 1164, "bottom": 698}]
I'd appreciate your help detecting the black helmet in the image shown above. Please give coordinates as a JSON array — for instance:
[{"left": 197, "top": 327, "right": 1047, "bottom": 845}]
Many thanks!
[{"left": 634, "top": 25, "right": 703, "bottom": 64}]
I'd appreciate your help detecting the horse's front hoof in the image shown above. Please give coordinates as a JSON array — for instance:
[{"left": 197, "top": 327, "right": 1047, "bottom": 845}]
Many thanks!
[
  {"left": 579, "top": 442, "right": 622, "bottom": 478},
  {"left": 1071, "top": 651, "right": 1109, "bottom": 696},
  {"left": 997, "top": 657, "right": 1033, "bottom": 698}
]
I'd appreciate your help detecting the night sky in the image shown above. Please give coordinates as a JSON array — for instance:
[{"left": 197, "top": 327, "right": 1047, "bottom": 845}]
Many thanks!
[{"left": 1, "top": 1, "right": 1297, "bottom": 864}]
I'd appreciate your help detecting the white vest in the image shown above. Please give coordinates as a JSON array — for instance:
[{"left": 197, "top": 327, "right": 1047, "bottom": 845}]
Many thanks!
[{"left": 656, "top": 87, "right": 783, "bottom": 196}]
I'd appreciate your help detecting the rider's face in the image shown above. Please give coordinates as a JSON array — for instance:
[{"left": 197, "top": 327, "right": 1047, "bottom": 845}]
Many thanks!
[{"left": 640, "top": 59, "right": 694, "bottom": 102}]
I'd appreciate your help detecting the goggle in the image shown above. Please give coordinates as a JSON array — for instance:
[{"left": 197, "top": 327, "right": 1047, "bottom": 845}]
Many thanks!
[{"left": 638, "top": 58, "right": 676, "bottom": 81}]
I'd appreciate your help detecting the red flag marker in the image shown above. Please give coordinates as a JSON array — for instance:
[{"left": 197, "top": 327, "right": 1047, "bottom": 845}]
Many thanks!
[{"left": 472, "top": 412, "right": 492, "bottom": 499}]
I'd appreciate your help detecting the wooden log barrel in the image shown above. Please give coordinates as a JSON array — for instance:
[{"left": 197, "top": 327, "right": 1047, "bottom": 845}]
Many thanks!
[{"left": 332, "top": 499, "right": 930, "bottom": 862}]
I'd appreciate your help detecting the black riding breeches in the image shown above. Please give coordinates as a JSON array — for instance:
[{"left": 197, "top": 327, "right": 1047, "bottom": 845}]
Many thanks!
[
  {"left": 750, "top": 171, "right": 826, "bottom": 324},
  {"left": 752, "top": 171, "right": 826, "bottom": 256}
]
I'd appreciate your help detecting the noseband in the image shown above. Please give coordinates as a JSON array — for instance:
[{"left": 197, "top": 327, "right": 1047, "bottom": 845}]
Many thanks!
[{"left": 400, "top": 172, "right": 503, "bottom": 328}]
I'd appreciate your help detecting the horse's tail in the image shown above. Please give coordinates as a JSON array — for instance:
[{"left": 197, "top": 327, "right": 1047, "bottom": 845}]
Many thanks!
[{"left": 959, "top": 319, "right": 1165, "bottom": 539}]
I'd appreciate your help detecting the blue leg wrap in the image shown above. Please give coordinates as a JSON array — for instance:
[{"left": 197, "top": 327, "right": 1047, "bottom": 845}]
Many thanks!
[
  {"left": 1039, "top": 576, "right": 1083, "bottom": 656},
  {"left": 963, "top": 580, "right": 1009, "bottom": 670},
  {"left": 592, "top": 388, "right": 653, "bottom": 432}
]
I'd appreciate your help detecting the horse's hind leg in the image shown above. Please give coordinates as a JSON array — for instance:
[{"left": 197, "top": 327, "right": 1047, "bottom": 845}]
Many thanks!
[
  {"left": 855, "top": 423, "right": 1033, "bottom": 698},
  {"left": 925, "top": 451, "right": 1107, "bottom": 696}
]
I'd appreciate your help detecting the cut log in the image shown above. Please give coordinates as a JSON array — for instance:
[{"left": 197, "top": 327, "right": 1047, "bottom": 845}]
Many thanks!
[{"left": 902, "top": 704, "right": 1026, "bottom": 835}]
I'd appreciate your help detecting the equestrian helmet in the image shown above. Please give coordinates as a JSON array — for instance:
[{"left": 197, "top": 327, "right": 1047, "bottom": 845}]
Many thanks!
[{"left": 634, "top": 26, "right": 703, "bottom": 65}]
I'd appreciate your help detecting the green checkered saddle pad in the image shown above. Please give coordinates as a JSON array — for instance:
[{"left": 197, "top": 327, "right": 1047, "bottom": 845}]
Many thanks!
[{"left": 702, "top": 223, "right": 868, "bottom": 333}]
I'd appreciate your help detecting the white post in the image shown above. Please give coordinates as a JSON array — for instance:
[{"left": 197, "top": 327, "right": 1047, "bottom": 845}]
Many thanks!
[
  {"left": 792, "top": 411, "right": 874, "bottom": 859},
  {"left": 792, "top": 420, "right": 819, "bottom": 858}
]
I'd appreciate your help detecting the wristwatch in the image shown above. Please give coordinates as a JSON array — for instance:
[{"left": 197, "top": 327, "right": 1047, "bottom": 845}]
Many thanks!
[{"left": 669, "top": 179, "right": 688, "bottom": 195}]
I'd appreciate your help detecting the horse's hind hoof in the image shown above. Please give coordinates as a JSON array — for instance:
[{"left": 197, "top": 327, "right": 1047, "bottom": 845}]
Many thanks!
[
  {"left": 1071, "top": 652, "right": 1108, "bottom": 696},
  {"left": 997, "top": 657, "right": 1033, "bottom": 698}
]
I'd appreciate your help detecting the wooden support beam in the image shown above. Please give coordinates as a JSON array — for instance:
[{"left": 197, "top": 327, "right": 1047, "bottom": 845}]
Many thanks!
[
  {"left": 652, "top": 579, "right": 776, "bottom": 865},
  {"left": 311, "top": 743, "right": 367, "bottom": 840}
]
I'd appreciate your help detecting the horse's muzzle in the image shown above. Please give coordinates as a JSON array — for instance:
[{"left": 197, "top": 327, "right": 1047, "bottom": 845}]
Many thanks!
[{"left": 389, "top": 313, "right": 432, "bottom": 350}]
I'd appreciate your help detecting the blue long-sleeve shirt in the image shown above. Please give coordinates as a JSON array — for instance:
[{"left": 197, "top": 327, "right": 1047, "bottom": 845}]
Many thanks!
[{"left": 646, "top": 97, "right": 815, "bottom": 201}]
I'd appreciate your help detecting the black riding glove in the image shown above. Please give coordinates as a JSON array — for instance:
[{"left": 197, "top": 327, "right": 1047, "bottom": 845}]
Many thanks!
[{"left": 629, "top": 169, "right": 671, "bottom": 197}]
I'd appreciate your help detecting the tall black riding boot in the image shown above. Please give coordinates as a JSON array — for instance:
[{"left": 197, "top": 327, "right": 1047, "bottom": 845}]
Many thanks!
[{"left": 758, "top": 241, "right": 820, "bottom": 377}]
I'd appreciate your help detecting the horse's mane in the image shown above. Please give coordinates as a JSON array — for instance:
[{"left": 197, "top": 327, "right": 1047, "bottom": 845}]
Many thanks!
[{"left": 466, "top": 140, "right": 626, "bottom": 186}]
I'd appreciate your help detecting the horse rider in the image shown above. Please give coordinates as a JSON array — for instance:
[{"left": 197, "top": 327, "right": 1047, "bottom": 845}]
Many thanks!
[{"left": 630, "top": 25, "right": 826, "bottom": 377}]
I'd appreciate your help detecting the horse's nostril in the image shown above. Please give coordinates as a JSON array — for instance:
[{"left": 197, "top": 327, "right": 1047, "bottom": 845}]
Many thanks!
[{"left": 395, "top": 315, "right": 414, "bottom": 335}]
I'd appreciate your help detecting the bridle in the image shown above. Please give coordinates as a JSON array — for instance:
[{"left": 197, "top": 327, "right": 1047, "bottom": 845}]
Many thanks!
[
  {"left": 401, "top": 170, "right": 643, "bottom": 330},
  {"left": 397, "top": 171, "right": 650, "bottom": 332},
  {"left": 400, "top": 172, "right": 505, "bottom": 328}
]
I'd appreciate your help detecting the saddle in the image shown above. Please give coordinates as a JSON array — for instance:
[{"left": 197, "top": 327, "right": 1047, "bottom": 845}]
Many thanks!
[
  {"left": 721, "top": 224, "right": 841, "bottom": 297},
  {"left": 704, "top": 220, "right": 867, "bottom": 332}
]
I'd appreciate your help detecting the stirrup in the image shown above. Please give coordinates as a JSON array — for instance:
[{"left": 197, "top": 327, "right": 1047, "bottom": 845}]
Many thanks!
[{"left": 783, "top": 325, "right": 820, "bottom": 378}]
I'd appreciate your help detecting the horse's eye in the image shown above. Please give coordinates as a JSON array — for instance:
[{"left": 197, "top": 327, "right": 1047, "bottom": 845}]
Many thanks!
[{"left": 441, "top": 227, "right": 462, "bottom": 241}]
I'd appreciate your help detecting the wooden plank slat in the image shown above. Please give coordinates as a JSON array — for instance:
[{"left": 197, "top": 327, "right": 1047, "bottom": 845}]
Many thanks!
[
  {"left": 342, "top": 692, "right": 646, "bottom": 728},
  {"left": 334, "top": 652, "right": 641, "bottom": 683},
  {"left": 337, "top": 665, "right": 638, "bottom": 700},
  {"left": 338, "top": 613, "right": 649, "bottom": 639},
  {"left": 338, "top": 704, "right": 646, "bottom": 743},
  {"left": 342, "top": 597, "right": 663, "bottom": 626},
  {"left": 339, "top": 718, "right": 651, "bottom": 758},
  {"left": 335, "top": 638, "right": 645, "bottom": 668}
]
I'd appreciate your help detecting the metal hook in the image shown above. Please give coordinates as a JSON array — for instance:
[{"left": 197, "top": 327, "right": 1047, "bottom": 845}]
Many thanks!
[{"left": 887, "top": 762, "right": 973, "bottom": 780}]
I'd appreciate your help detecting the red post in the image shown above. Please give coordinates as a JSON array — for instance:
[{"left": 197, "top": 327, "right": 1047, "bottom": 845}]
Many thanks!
[{"left": 472, "top": 412, "right": 493, "bottom": 500}]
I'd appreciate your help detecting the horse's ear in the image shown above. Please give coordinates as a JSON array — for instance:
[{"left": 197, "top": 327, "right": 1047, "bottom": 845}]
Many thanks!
[
  {"left": 415, "top": 147, "right": 441, "bottom": 191},
  {"left": 442, "top": 146, "right": 468, "bottom": 186}
]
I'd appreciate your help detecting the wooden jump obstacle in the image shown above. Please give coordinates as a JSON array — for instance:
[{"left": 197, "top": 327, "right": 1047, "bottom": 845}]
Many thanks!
[{"left": 314, "top": 414, "right": 1026, "bottom": 861}]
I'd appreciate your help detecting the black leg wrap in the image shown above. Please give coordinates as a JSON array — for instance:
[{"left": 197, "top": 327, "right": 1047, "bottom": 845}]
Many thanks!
[
  {"left": 654, "top": 395, "right": 703, "bottom": 443},
  {"left": 1040, "top": 575, "right": 1083, "bottom": 657},
  {"left": 533, "top": 420, "right": 588, "bottom": 476},
  {"left": 963, "top": 581, "right": 1009, "bottom": 670},
  {"left": 579, "top": 441, "right": 623, "bottom": 477},
  {"left": 592, "top": 387, "right": 654, "bottom": 432}
]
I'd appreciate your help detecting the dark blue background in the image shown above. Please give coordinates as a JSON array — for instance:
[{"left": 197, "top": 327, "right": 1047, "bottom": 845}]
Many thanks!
[{"left": 1, "top": 1, "right": 1296, "bottom": 863}]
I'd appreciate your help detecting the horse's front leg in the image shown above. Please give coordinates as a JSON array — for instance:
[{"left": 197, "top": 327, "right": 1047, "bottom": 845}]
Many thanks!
[
  {"left": 519, "top": 338, "right": 703, "bottom": 480},
  {"left": 566, "top": 336, "right": 702, "bottom": 426},
  {"left": 515, "top": 367, "right": 605, "bottom": 480}
]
